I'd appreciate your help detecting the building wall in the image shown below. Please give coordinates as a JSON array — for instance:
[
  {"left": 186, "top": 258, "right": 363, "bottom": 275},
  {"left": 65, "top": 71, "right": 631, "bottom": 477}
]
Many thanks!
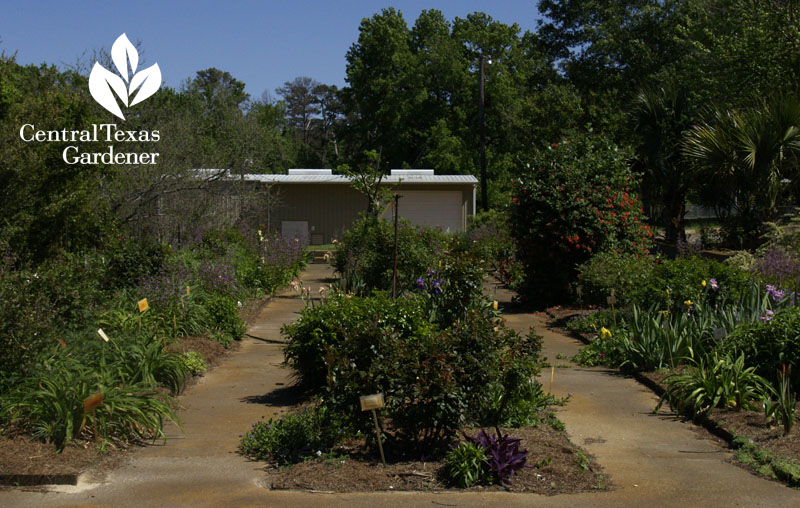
[{"left": 264, "top": 182, "right": 475, "bottom": 244}]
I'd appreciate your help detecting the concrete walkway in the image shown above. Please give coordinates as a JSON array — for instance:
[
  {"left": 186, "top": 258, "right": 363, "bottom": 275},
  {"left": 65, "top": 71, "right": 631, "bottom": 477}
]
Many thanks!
[{"left": 3, "top": 266, "right": 800, "bottom": 507}]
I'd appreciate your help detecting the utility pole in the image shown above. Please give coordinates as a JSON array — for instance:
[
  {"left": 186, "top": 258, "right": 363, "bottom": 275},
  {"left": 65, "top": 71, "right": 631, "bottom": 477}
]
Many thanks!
[{"left": 479, "top": 54, "right": 488, "bottom": 212}]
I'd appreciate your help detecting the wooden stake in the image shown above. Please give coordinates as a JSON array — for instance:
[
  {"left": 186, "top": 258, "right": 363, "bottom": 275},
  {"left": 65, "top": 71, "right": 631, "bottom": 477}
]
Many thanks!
[{"left": 372, "top": 409, "right": 387, "bottom": 466}]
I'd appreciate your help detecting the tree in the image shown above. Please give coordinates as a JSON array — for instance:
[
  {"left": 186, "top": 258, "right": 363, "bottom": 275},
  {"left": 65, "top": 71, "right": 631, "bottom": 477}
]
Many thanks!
[
  {"left": 683, "top": 95, "right": 800, "bottom": 246},
  {"left": 0, "top": 55, "right": 112, "bottom": 262},
  {"left": 631, "top": 81, "right": 694, "bottom": 244},
  {"left": 276, "top": 76, "right": 321, "bottom": 147},
  {"left": 537, "top": 0, "right": 689, "bottom": 139}
]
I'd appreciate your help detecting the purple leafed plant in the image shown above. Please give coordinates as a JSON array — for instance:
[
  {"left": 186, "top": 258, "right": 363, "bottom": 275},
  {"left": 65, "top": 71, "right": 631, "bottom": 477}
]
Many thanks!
[{"left": 466, "top": 428, "right": 529, "bottom": 485}]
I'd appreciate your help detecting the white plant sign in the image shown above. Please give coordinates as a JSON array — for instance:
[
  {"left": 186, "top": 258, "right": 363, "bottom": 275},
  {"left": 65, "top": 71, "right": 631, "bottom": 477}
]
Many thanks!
[{"left": 89, "top": 33, "right": 161, "bottom": 120}]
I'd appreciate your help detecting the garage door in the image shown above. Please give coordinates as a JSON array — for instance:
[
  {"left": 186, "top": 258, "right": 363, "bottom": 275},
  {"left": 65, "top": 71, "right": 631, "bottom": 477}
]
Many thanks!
[{"left": 390, "top": 191, "right": 464, "bottom": 232}]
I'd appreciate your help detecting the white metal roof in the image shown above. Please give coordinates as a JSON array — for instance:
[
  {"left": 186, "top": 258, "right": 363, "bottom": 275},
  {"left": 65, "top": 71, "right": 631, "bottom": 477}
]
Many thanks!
[
  {"left": 194, "top": 168, "right": 477, "bottom": 184},
  {"left": 243, "top": 170, "right": 477, "bottom": 185}
]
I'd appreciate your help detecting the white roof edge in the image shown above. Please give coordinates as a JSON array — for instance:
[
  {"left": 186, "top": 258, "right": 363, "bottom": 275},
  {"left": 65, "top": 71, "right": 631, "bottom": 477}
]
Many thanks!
[
  {"left": 391, "top": 169, "right": 435, "bottom": 176},
  {"left": 288, "top": 168, "right": 333, "bottom": 175}
]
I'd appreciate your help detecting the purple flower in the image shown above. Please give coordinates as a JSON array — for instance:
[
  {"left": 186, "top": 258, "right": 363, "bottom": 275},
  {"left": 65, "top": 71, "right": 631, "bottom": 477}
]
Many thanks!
[
  {"left": 416, "top": 277, "right": 426, "bottom": 290},
  {"left": 709, "top": 278, "right": 718, "bottom": 291},
  {"left": 426, "top": 268, "right": 435, "bottom": 277},
  {"left": 760, "top": 309, "right": 775, "bottom": 322},
  {"left": 431, "top": 279, "right": 442, "bottom": 295}
]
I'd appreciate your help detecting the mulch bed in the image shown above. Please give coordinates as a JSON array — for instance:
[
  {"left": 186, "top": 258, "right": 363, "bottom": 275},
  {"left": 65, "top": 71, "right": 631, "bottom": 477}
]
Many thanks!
[
  {"left": 0, "top": 297, "right": 270, "bottom": 485},
  {"left": 266, "top": 424, "right": 607, "bottom": 494},
  {"left": 0, "top": 434, "right": 122, "bottom": 486}
]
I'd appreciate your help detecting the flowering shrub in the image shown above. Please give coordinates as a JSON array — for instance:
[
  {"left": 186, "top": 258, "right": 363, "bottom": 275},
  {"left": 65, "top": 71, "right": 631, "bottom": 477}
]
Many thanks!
[
  {"left": 510, "top": 136, "right": 652, "bottom": 304},
  {"left": 282, "top": 292, "right": 546, "bottom": 451},
  {"left": 753, "top": 246, "right": 800, "bottom": 289}
]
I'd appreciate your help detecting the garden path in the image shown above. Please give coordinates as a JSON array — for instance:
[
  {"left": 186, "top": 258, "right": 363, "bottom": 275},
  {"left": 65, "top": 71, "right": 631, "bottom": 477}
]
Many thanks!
[{"left": 2, "top": 266, "right": 800, "bottom": 507}]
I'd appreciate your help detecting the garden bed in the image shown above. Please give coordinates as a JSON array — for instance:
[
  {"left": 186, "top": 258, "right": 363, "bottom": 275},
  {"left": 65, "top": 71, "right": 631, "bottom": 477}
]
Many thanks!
[
  {"left": 547, "top": 310, "right": 800, "bottom": 488},
  {"left": 265, "top": 424, "right": 607, "bottom": 494},
  {"left": 0, "top": 434, "right": 122, "bottom": 486},
  {"left": 0, "top": 297, "right": 270, "bottom": 486}
]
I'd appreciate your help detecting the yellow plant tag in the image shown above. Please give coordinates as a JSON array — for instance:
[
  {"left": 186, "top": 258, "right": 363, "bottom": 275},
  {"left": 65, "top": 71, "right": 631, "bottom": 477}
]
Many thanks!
[
  {"left": 138, "top": 298, "right": 149, "bottom": 313},
  {"left": 97, "top": 328, "right": 110, "bottom": 342},
  {"left": 186, "top": 285, "right": 190, "bottom": 296}
]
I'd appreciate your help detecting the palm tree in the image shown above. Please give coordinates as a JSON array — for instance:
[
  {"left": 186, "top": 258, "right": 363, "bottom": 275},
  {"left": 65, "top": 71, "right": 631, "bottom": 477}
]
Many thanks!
[
  {"left": 631, "top": 82, "right": 694, "bottom": 244},
  {"left": 683, "top": 95, "right": 800, "bottom": 246}
]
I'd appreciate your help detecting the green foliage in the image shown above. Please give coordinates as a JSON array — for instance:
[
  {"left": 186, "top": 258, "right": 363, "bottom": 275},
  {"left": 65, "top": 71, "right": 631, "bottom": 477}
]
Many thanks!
[
  {"left": 722, "top": 307, "right": 800, "bottom": 393},
  {"left": 204, "top": 294, "right": 246, "bottom": 341},
  {"left": 101, "top": 236, "right": 166, "bottom": 289},
  {"left": 0, "top": 353, "right": 181, "bottom": 451},
  {"left": 283, "top": 292, "right": 545, "bottom": 451},
  {"left": 656, "top": 352, "right": 773, "bottom": 419},
  {"left": 332, "top": 215, "right": 447, "bottom": 294},
  {"left": 575, "top": 251, "right": 656, "bottom": 307},
  {"left": 764, "top": 365, "right": 797, "bottom": 436},
  {"left": 639, "top": 255, "right": 751, "bottom": 313},
  {"left": 467, "top": 210, "right": 518, "bottom": 286},
  {"left": 734, "top": 436, "right": 800, "bottom": 488},
  {"left": 509, "top": 135, "right": 652, "bottom": 304},
  {"left": 239, "top": 405, "right": 344, "bottom": 465},
  {"left": 181, "top": 351, "right": 207, "bottom": 376},
  {"left": 683, "top": 95, "right": 800, "bottom": 247},
  {"left": 443, "top": 441, "right": 490, "bottom": 488}
]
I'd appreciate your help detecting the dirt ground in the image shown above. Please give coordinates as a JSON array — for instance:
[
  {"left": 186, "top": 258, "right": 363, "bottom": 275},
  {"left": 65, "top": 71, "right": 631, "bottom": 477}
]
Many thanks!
[{"left": 267, "top": 424, "right": 606, "bottom": 494}]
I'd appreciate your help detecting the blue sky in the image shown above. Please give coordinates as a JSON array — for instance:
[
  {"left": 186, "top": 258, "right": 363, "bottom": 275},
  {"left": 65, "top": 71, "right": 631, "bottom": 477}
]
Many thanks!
[{"left": 1, "top": 1, "right": 542, "bottom": 102}]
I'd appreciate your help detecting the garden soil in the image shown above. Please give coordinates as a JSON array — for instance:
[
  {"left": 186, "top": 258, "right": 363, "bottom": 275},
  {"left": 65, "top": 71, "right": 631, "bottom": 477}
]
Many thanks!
[{"left": 2, "top": 265, "right": 800, "bottom": 507}]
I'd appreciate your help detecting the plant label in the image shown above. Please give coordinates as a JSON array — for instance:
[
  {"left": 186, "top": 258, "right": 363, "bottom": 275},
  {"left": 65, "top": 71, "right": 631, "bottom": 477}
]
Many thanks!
[
  {"left": 83, "top": 392, "right": 104, "bottom": 413},
  {"left": 576, "top": 286, "right": 583, "bottom": 297},
  {"left": 138, "top": 298, "right": 149, "bottom": 313},
  {"left": 360, "top": 393, "right": 385, "bottom": 411},
  {"left": 606, "top": 295, "right": 617, "bottom": 306},
  {"left": 186, "top": 286, "right": 190, "bottom": 296},
  {"left": 97, "top": 328, "right": 110, "bottom": 342}
]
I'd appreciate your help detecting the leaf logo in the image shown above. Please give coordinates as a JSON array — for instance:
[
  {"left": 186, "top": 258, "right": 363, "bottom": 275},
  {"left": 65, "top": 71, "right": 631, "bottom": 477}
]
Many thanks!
[{"left": 89, "top": 34, "right": 161, "bottom": 120}]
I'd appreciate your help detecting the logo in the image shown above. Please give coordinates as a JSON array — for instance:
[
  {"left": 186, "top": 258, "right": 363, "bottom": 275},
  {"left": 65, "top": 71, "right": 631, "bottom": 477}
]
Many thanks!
[{"left": 89, "top": 33, "right": 161, "bottom": 120}]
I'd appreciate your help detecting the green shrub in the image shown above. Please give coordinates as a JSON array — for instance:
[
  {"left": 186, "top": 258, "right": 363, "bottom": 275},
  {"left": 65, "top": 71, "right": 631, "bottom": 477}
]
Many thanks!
[
  {"left": 509, "top": 135, "right": 652, "bottom": 304},
  {"left": 239, "top": 405, "right": 343, "bottom": 465},
  {"left": 181, "top": 351, "right": 207, "bottom": 376},
  {"left": 656, "top": 352, "right": 773, "bottom": 419},
  {"left": 443, "top": 441, "right": 490, "bottom": 487},
  {"left": 575, "top": 251, "right": 655, "bottom": 307},
  {"left": 203, "top": 294, "right": 246, "bottom": 340},
  {"left": 467, "top": 209, "right": 515, "bottom": 281},
  {"left": 641, "top": 255, "right": 751, "bottom": 312},
  {"left": 722, "top": 307, "right": 800, "bottom": 392},
  {"left": 283, "top": 292, "right": 545, "bottom": 451},
  {"left": 333, "top": 215, "right": 447, "bottom": 294},
  {"left": 101, "top": 236, "right": 166, "bottom": 289}
]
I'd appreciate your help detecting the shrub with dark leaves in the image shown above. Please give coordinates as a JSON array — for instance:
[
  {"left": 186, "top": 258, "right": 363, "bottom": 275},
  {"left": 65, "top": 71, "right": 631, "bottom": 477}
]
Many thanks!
[{"left": 467, "top": 428, "right": 530, "bottom": 485}]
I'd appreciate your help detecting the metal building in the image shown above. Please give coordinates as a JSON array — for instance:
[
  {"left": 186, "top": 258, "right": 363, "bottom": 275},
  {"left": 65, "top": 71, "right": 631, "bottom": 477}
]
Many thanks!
[{"left": 246, "top": 169, "right": 478, "bottom": 245}]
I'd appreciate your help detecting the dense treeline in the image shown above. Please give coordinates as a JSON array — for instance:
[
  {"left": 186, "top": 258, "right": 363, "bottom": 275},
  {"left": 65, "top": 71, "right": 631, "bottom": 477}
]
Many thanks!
[{"left": 2, "top": 0, "right": 800, "bottom": 262}]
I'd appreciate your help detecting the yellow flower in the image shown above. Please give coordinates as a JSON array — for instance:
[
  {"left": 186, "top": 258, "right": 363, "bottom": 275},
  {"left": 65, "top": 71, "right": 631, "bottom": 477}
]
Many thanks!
[
  {"left": 600, "top": 327, "right": 612, "bottom": 339},
  {"left": 492, "top": 300, "right": 498, "bottom": 311},
  {"left": 684, "top": 300, "right": 693, "bottom": 306},
  {"left": 701, "top": 280, "right": 707, "bottom": 288}
]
